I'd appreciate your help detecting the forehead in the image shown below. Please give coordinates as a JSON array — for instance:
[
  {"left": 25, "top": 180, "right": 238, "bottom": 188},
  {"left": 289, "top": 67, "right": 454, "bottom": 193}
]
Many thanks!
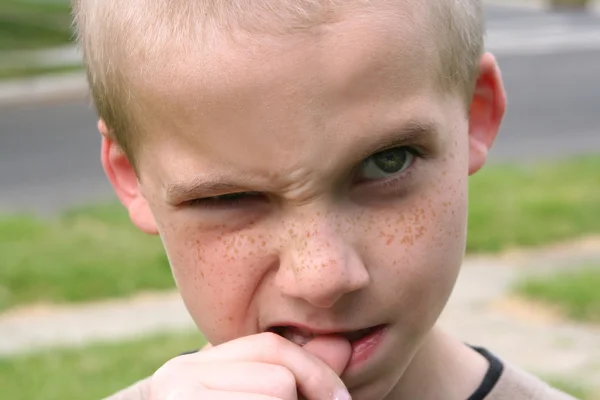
[{"left": 130, "top": 3, "right": 446, "bottom": 187}]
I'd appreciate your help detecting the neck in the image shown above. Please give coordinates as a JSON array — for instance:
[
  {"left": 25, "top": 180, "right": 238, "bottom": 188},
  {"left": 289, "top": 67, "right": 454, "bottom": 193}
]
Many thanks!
[{"left": 386, "top": 327, "right": 489, "bottom": 400}]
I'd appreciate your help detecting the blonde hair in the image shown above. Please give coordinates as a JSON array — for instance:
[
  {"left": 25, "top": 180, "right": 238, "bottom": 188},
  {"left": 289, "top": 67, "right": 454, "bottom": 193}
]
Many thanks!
[{"left": 72, "top": 0, "right": 484, "bottom": 167}]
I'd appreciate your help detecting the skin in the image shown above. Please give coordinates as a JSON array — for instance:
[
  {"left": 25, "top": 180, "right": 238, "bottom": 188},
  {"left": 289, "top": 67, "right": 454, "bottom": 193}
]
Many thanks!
[{"left": 100, "top": 2, "right": 506, "bottom": 399}]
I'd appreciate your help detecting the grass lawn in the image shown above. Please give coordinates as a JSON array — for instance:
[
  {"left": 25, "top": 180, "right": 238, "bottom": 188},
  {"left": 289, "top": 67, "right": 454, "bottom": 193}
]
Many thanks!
[
  {"left": 0, "top": 0, "right": 74, "bottom": 51},
  {"left": 513, "top": 265, "right": 600, "bottom": 323},
  {"left": 0, "top": 330, "right": 206, "bottom": 400},
  {"left": 0, "top": 64, "right": 81, "bottom": 80},
  {"left": 0, "top": 204, "right": 173, "bottom": 312},
  {"left": 542, "top": 376, "right": 594, "bottom": 400},
  {"left": 467, "top": 155, "right": 600, "bottom": 253},
  {"left": 1, "top": 155, "right": 599, "bottom": 311}
]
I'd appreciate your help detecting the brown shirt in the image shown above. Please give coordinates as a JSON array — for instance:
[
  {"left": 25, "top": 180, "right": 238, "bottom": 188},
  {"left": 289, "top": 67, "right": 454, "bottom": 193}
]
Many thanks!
[
  {"left": 103, "top": 350, "right": 578, "bottom": 400},
  {"left": 484, "top": 361, "right": 578, "bottom": 400}
]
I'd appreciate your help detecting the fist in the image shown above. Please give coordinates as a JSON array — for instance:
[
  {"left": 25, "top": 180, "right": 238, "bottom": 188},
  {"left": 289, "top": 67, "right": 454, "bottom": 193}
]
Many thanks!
[{"left": 150, "top": 333, "right": 352, "bottom": 400}]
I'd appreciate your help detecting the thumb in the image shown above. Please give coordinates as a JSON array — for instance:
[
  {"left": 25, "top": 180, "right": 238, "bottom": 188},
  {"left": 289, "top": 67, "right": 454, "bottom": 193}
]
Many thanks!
[{"left": 303, "top": 335, "right": 351, "bottom": 376}]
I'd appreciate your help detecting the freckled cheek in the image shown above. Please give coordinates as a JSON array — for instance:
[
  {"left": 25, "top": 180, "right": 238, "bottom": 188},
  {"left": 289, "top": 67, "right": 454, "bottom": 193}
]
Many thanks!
[
  {"left": 359, "top": 176, "right": 468, "bottom": 330},
  {"left": 157, "top": 221, "right": 275, "bottom": 344}
]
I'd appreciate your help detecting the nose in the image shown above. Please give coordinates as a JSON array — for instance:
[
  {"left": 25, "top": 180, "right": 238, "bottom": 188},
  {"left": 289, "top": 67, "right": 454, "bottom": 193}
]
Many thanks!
[{"left": 275, "top": 216, "right": 370, "bottom": 308}]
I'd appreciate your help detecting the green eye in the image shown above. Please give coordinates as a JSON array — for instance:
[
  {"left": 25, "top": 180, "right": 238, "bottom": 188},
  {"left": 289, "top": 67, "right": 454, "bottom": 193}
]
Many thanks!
[{"left": 359, "top": 147, "right": 415, "bottom": 180}]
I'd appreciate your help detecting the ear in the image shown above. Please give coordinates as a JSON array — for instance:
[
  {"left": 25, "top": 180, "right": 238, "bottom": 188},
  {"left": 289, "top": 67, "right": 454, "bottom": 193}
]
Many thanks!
[
  {"left": 468, "top": 53, "right": 507, "bottom": 175},
  {"left": 99, "top": 120, "right": 159, "bottom": 235}
]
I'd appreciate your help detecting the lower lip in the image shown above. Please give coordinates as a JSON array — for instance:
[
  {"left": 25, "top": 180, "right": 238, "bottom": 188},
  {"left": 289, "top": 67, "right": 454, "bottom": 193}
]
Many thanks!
[{"left": 347, "top": 325, "right": 387, "bottom": 368}]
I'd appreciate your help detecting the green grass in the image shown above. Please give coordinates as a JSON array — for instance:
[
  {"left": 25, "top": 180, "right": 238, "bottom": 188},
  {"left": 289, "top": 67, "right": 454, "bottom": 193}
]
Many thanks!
[
  {"left": 513, "top": 266, "right": 600, "bottom": 323},
  {"left": 542, "top": 375, "right": 592, "bottom": 400},
  {"left": 0, "top": 203, "right": 174, "bottom": 312},
  {"left": 0, "top": 331, "right": 206, "bottom": 400},
  {"left": 467, "top": 155, "right": 600, "bottom": 253},
  {"left": 0, "top": 156, "right": 599, "bottom": 311},
  {"left": 0, "top": 64, "right": 81, "bottom": 79},
  {"left": 0, "top": 0, "right": 74, "bottom": 51}
]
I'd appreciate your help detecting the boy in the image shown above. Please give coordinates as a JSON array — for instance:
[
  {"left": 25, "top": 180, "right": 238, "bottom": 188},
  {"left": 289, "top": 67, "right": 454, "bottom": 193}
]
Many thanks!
[{"left": 72, "top": 0, "right": 577, "bottom": 399}]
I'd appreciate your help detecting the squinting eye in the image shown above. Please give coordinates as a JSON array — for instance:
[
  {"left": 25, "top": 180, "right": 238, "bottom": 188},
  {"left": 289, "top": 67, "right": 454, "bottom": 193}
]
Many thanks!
[
  {"left": 359, "top": 147, "right": 415, "bottom": 180},
  {"left": 189, "top": 191, "right": 263, "bottom": 208}
]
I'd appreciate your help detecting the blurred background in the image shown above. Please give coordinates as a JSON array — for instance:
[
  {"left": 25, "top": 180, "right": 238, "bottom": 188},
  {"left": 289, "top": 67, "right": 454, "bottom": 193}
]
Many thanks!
[{"left": 0, "top": 0, "right": 599, "bottom": 399}]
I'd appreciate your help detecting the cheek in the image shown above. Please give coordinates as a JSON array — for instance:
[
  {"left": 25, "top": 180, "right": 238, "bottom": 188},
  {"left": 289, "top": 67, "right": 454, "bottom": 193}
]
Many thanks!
[
  {"left": 361, "top": 161, "right": 468, "bottom": 332},
  {"left": 156, "top": 216, "right": 276, "bottom": 344}
]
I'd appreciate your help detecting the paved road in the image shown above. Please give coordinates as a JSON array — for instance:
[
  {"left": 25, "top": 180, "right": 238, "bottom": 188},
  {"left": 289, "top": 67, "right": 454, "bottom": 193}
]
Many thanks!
[
  {"left": 485, "top": 5, "right": 600, "bottom": 161},
  {"left": 1, "top": 4, "right": 599, "bottom": 214}
]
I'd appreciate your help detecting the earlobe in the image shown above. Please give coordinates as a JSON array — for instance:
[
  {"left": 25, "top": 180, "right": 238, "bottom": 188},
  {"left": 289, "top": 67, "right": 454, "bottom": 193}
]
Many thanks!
[
  {"left": 99, "top": 120, "right": 159, "bottom": 235},
  {"left": 468, "top": 53, "right": 507, "bottom": 175}
]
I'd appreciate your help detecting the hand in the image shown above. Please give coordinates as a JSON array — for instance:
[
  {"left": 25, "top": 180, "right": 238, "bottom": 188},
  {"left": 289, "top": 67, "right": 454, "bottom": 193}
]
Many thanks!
[{"left": 150, "top": 332, "right": 352, "bottom": 400}]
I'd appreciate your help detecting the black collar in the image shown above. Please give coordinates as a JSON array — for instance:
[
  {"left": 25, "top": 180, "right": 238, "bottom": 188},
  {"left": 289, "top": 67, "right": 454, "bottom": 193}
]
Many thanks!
[{"left": 467, "top": 347, "right": 504, "bottom": 400}]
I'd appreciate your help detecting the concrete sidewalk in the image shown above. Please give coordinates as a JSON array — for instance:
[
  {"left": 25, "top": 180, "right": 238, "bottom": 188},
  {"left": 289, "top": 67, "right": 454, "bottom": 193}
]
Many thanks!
[
  {"left": 0, "top": 45, "right": 86, "bottom": 105},
  {"left": 0, "top": 72, "right": 88, "bottom": 106}
]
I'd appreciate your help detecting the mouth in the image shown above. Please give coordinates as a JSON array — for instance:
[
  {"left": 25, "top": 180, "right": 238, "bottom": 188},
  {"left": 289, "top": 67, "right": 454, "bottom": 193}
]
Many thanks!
[
  {"left": 268, "top": 324, "right": 389, "bottom": 370},
  {"left": 267, "top": 324, "right": 385, "bottom": 347}
]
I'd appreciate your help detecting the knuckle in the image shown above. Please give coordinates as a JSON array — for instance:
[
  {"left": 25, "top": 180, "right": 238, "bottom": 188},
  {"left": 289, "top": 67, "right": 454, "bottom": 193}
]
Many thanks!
[
  {"left": 152, "top": 357, "right": 183, "bottom": 385},
  {"left": 151, "top": 357, "right": 201, "bottom": 399},
  {"left": 259, "top": 331, "right": 286, "bottom": 352}
]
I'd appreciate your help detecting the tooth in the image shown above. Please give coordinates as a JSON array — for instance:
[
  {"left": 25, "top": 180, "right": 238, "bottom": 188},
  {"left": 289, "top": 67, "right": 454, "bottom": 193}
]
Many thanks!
[{"left": 283, "top": 327, "right": 314, "bottom": 346}]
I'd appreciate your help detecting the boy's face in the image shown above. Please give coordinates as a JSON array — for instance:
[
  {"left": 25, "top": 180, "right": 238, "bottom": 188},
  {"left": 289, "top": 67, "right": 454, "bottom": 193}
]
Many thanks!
[{"left": 102, "top": 3, "right": 505, "bottom": 398}]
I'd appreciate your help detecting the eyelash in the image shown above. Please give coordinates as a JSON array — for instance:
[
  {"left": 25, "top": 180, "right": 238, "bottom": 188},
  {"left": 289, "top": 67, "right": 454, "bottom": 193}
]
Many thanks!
[
  {"left": 187, "top": 146, "right": 423, "bottom": 209},
  {"left": 187, "top": 192, "right": 265, "bottom": 208}
]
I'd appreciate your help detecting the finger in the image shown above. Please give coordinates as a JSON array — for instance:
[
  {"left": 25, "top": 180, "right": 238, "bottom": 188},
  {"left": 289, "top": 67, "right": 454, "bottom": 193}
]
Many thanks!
[
  {"left": 182, "top": 362, "right": 297, "bottom": 399},
  {"left": 152, "top": 362, "right": 295, "bottom": 400},
  {"left": 186, "top": 333, "right": 350, "bottom": 400},
  {"left": 166, "top": 387, "right": 283, "bottom": 400},
  {"left": 302, "top": 335, "right": 351, "bottom": 377},
  {"left": 196, "top": 389, "right": 283, "bottom": 400}
]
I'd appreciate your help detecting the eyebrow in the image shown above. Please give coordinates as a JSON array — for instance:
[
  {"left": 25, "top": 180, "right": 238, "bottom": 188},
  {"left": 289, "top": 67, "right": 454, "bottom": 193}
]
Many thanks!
[
  {"left": 165, "top": 177, "right": 257, "bottom": 204},
  {"left": 164, "top": 119, "right": 439, "bottom": 203}
]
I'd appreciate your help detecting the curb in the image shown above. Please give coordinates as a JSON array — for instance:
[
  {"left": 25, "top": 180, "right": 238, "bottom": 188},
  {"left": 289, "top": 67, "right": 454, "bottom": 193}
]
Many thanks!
[{"left": 0, "top": 72, "right": 89, "bottom": 107}]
